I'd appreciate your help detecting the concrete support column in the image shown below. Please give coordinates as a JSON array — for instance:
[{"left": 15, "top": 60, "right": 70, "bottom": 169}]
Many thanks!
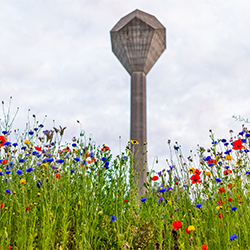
[{"left": 131, "top": 71, "right": 147, "bottom": 195}]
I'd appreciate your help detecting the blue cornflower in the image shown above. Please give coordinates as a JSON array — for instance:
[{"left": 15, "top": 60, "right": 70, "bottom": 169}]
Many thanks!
[
  {"left": 246, "top": 133, "right": 250, "bottom": 138},
  {"left": 239, "top": 131, "right": 244, "bottom": 136},
  {"left": 208, "top": 163, "right": 214, "bottom": 167},
  {"left": 231, "top": 207, "right": 237, "bottom": 211},
  {"left": 110, "top": 216, "right": 117, "bottom": 222},
  {"left": 13, "top": 143, "right": 18, "bottom": 147},
  {"left": 215, "top": 178, "right": 222, "bottom": 183},
  {"left": 196, "top": 204, "right": 202, "bottom": 208},
  {"left": 5, "top": 170, "right": 11, "bottom": 174},
  {"left": 5, "top": 189, "right": 11, "bottom": 194},
  {"left": 123, "top": 156, "right": 128, "bottom": 159},
  {"left": 21, "top": 147, "right": 26, "bottom": 150},
  {"left": 174, "top": 146, "right": 179, "bottom": 150},
  {"left": 224, "top": 149, "right": 232, "bottom": 155},
  {"left": 224, "top": 142, "right": 229, "bottom": 146},
  {"left": 0, "top": 172, "right": 3, "bottom": 176},
  {"left": 16, "top": 170, "right": 23, "bottom": 175},
  {"left": 26, "top": 167, "right": 34, "bottom": 172},
  {"left": 46, "top": 158, "right": 54, "bottom": 163},
  {"left": 90, "top": 152, "right": 94, "bottom": 158},
  {"left": 70, "top": 169, "right": 75, "bottom": 173},
  {"left": 159, "top": 188, "right": 166, "bottom": 193},
  {"left": 102, "top": 157, "right": 106, "bottom": 162},
  {"left": 4, "top": 142, "right": 11, "bottom": 146},
  {"left": 74, "top": 157, "right": 80, "bottom": 162},
  {"left": 241, "top": 139, "right": 247, "bottom": 143},
  {"left": 225, "top": 166, "right": 229, "bottom": 169},
  {"left": 34, "top": 128, "right": 38, "bottom": 131},
  {"left": 51, "top": 142, "right": 55, "bottom": 146},
  {"left": 2, "top": 131, "right": 8, "bottom": 135},
  {"left": 158, "top": 197, "right": 164, "bottom": 203},
  {"left": 29, "top": 131, "right": 34, "bottom": 135},
  {"left": 104, "top": 161, "right": 109, "bottom": 169},
  {"left": 246, "top": 171, "right": 250, "bottom": 175},
  {"left": 72, "top": 143, "right": 77, "bottom": 147},
  {"left": 32, "top": 151, "right": 37, "bottom": 156},
  {"left": 36, "top": 182, "right": 43, "bottom": 188},
  {"left": 205, "top": 156, "right": 211, "bottom": 161},
  {"left": 57, "top": 159, "right": 64, "bottom": 164},
  {"left": 141, "top": 198, "right": 147, "bottom": 202},
  {"left": 81, "top": 160, "right": 87, "bottom": 165},
  {"left": 212, "top": 141, "right": 217, "bottom": 145},
  {"left": 244, "top": 149, "right": 249, "bottom": 153},
  {"left": 218, "top": 161, "right": 222, "bottom": 166},
  {"left": 221, "top": 139, "right": 227, "bottom": 143},
  {"left": 19, "top": 159, "right": 25, "bottom": 163},
  {"left": 230, "top": 234, "right": 238, "bottom": 241},
  {"left": 39, "top": 124, "right": 44, "bottom": 128}
]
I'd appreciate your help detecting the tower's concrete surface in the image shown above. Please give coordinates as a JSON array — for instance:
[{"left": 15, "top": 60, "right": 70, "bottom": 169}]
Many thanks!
[{"left": 110, "top": 9, "right": 166, "bottom": 195}]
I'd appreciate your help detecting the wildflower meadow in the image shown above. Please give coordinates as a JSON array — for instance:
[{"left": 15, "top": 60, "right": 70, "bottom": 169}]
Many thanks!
[{"left": 1, "top": 99, "right": 250, "bottom": 249}]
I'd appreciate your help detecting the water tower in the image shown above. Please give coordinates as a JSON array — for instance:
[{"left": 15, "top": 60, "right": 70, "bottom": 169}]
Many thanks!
[{"left": 110, "top": 9, "right": 166, "bottom": 195}]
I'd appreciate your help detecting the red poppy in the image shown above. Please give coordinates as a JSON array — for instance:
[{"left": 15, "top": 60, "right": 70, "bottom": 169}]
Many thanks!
[
  {"left": 8, "top": 246, "right": 12, "bottom": 250},
  {"left": 207, "top": 158, "right": 217, "bottom": 165},
  {"left": 102, "top": 146, "right": 110, "bottom": 152},
  {"left": 228, "top": 198, "right": 233, "bottom": 202},
  {"left": 227, "top": 183, "right": 232, "bottom": 189},
  {"left": 124, "top": 199, "right": 128, "bottom": 203},
  {"left": 152, "top": 176, "right": 159, "bottom": 181},
  {"left": 34, "top": 146, "right": 43, "bottom": 152},
  {"left": 26, "top": 206, "right": 30, "bottom": 211},
  {"left": 219, "top": 212, "right": 223, "bottom": 219},
  {"left": 223, "top": 170, "right": 232, "bottom": 175},
  {"left": 56, "top": 173, "right": 61, "bottom": 179},
  {"left": 217, "top": 200, "right": 224, "bottom": 205},
  {"left": 0, "top": 203, "right": 3, "bottom": 208},
  {"left": 0, "top": 136, "right": 7, "bottom": 147},
  {"left": 190, "top": 174, "right": 201, "bottom": 184},
  {"left": 185, "top": 227, "right": 190, "bottom": 234},
  {"left": 172, "top": 220, "right": 182, "bottom": 230},
  {"left": 202, "top": 244, "right": 208, "bottom": 250},
  {"left": 0, "top": 160, "right": 8, "bottom": 165},
  {"left": 195, "top": 169, "right": 202, "bottom": 175},
  {"left": 232, "top": 140, "right": 245, "bottom": 150},
  {"left": 218, "top": 187, "right": 225, "bottom": 194},
  {"left": 238, "top": 195, "right": 242, "bottom": 200},
  {"left": 175, "top": 181, "right": 178, "bottom": 185}
]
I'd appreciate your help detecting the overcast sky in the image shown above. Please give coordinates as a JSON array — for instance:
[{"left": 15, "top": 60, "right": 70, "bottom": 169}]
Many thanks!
[{"left": 1, "top": 0, "right": 250, "bottom": 172}]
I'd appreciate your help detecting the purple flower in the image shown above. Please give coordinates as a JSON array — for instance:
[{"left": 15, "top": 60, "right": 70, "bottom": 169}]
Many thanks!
[
  {"left": 158, "top": 197, "right": 164, "bottom": 203},
  {"left": 158, "top": 171, "right": 162, "bottom": 176},
  {"left": 177, "top": 196, "right": 179, "bottom": 200}
]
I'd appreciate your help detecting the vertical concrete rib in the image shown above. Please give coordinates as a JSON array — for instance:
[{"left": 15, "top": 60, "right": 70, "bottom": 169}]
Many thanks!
[{"left": 131, "top": 72, "right": 147, "bottom": 195}]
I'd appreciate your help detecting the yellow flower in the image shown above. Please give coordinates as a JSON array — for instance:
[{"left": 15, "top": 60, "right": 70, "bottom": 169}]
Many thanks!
[
  {"left": 216, "top": 206, "right": 220, "bottom": 210},
  {"left": 5, "top": 207, "right": 8, "bottom": 210},
  {"left": 20, "top": 179, "right": 26, "bottom": 184},
  {"left": 13, "top": 191, "right": 16, "bottom": 194},
  {"left": 216, "top": 155, "right": 220, "bottom": 161},
  {"left": 50, "top": 213, "right": 53, "bottom": 216},
  {"left": 239, "top": 179, "right": 242, "bottom": 182},
  {"left": 37, "top": 193, "right": 41, "bottom": 196},
  {"left": 98, "top": 211, "right": 103, "bottom": 215},
  {"left": 168, "top": 200, "right": 172, "bottom": 206},
  {"left": 205, "top": 171, "right": 211, "bottom": 176},
  {"left": 130, "top": 140, "right": 139, "bottom": 145},
  {"left": 189, "top": 167, "right": 196, "bottom": 174},
  {"left": 188, "top": 225, "right": 195, "bottom": 231},
  {"left": 225, "top": 155, "right": 233, "bottom": 161},
  {"left": 24, "top": 140, "right": 30, "bottom": 145},
  {"left": 41, "top": 164, "right": 48, "bottom": 167}
]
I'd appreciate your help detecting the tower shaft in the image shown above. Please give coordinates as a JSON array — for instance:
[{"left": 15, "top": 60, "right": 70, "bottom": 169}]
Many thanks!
[{"left": 131, "top": 72, "right": 147, "bottom": 194}]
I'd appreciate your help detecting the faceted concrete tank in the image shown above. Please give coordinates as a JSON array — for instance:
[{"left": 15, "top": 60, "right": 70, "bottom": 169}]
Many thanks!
[
  {"left": 110, "top": 9, "right": 166, "bottom": 75},
  {"left": 110, "top": 9, "right": 166, "bottom": 195}
]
